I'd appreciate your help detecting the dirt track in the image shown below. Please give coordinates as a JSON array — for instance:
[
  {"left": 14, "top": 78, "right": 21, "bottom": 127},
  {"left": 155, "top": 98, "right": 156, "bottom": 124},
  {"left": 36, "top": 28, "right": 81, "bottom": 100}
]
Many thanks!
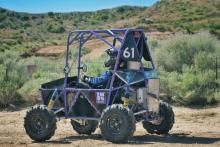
[{"left": 0, "top": 106, "right": 220, "bottom": 147}]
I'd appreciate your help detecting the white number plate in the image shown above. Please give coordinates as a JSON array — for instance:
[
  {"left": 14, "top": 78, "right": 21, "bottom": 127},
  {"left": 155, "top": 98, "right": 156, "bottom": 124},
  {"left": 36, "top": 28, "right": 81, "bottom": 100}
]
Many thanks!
[{"left": 96, "top": 92, "right": 106, "bottom": 104}]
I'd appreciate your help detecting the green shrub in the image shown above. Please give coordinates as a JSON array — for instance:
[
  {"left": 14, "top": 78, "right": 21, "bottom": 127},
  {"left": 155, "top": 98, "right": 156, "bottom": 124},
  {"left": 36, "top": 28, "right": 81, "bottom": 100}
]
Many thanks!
[
  {"left": 0, "top": 81, "right": 23, "bottom": 107},
  {"left": 148, "top": 37, "right": 158, "bottom": 50},
  {"left": 18, "top": 78, "right": 48, "bottom": 104},
  {"left": 0, "top": 13, "right": 6, "bottom": 21},
  {"left": 155, "top": 32, "right": 220, "bottom": 72},
  {"left": 48, "top": 12, "right": 54, "bottom": 18},
  {"left": 156, "top": 32, "right": 219, "bottom": 105},
  {"left": 10, "top": 32, "right": 23, "bottom": 40},
  {"left": 20, "top": 15, "right": 29, "bottom": 21},
  {"left": 90, "top": 20, "right": 98, "bottom": 25},
  {"left": 157, "top": 25, "right": 167, "bottom": 32},
  {"left": 139, "top": 18, "right": 154, "bottom": 24},
  {"left": 0, "top": 51, "right": 28, "bottom": 107},
  {"left": 46, "top": 21, "right": 65, "bottom": 33},
  {"left": 159, "top": 68, "right": 217, "bottom": 105},
  {"left": 116, "top": 7, "right": 126, "bottom": 13},
  {"left": 194, "top": 52, "right": 216, "bottom": 71},
  {"left": 100, "top": 14, "right": 109, "bottom": 21},
  {"left": 0, "top": 8, "right": 6, "bottom": 13},
  {"left": 210, "top": 29, "right": 220, "bottom": 39},
  {"left": 0, "top": 23, "right": 5, "bottom": 29}
]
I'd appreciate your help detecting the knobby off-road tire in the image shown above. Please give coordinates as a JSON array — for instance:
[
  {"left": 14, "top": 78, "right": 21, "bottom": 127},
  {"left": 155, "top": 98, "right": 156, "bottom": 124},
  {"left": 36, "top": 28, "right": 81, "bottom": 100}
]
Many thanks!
[
  {"left": 100, "top": 104, "right": 136, "bottom": 143},
  {"left": 70, "top": 120, "right": 98, "bottom": 135},
  {"left": 142, "top": 101, "right": 174, "bottom": 135},
  {"left": 24, "top": 105, "right": 57, "bottom": 142}
]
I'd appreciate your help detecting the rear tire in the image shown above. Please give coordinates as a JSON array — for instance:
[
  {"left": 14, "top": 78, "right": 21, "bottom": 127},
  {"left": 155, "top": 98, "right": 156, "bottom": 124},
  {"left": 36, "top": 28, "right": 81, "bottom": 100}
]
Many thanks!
[
  {"left": 100, "top": 104, "right": 136, "bottom": 143},
  {"left": 70, "top": 82, "right": 98, "bottom": 135},
  {"left": 70, "top": 120, "right": 98, "bottom": 135},
  {"left": 24, "top": 105, "right": 57, "bottom": 142},
  {"left": 142, "top": 101, "right": 174, "bottom": 134}
]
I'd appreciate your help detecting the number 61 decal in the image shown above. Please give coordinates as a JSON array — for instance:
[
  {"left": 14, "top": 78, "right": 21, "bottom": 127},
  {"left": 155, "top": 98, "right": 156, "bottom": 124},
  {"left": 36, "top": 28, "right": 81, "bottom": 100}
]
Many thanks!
[{"left": 123, "top": 47, "right": 135, "bottom": 58}]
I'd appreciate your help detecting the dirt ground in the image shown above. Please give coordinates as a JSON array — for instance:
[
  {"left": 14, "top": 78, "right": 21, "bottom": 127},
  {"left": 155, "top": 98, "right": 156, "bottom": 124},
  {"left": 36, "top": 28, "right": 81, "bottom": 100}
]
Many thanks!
[
  {"left": 35, "top": 37, "right": 112, "bottom": 57},
  {"left": 0, "top": 106, "right": 220, "bottom": 147}
]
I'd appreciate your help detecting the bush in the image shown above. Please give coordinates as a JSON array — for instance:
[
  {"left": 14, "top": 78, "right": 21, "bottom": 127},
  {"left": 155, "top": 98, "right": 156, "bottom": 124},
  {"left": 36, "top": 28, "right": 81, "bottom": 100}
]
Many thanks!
[
  {"left": 139, "top": 18, "right": 154, "bottom": 24},
  {"left": 156, "top": 32, "right": 220, "bottom": 105},
  {"left": 157, "top": 25, "right": 167, "bottom": 32},
  {"left": 20, "top": 15, "right": 29, "bottom": 21},
  {"left": 48, "top": 12, "right": 54, "bottom": 18},
  {"left": 10, "top": 32, "right": 23, "bottom": 40},
  {"left": 0, "top": 51, "right": 28, "bottom": 107},
  {"left": 159, "top": 68, "right": 217, "bottom": 105},
  {"left": 148, "top": 37, "right": 158, "bottom": 50},
  {"left": 155, "top": 32, "right": 220, "bottom": 72},
  {"left": 0, "top": 81, "right": 23, "bottom": 107},
  {"left": 0, "top": 13, "right": 6, "bottom": 21},
  {"left": 18, "top": 78, "right": 47, "bottom": 104},
  {"left": 210, "top": 29, "right": 220, "bottom": 39},
  {"left": 46, "top": 22, "right": 65, "bottom": 33}
]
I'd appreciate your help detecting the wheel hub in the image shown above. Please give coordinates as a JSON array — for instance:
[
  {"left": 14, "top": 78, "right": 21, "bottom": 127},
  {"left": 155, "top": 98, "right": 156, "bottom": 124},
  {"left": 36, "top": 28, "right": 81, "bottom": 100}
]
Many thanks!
[
  {"left": 31, "top": 115, "right": 47, "bottom": 133},
  {"left": 107, "top": 115, "right": 123, "bottom": 133}
]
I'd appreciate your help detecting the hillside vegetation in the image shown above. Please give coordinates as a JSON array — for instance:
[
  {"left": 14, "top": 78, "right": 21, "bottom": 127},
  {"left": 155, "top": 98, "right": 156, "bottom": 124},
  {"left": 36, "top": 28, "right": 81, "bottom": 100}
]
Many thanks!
[
  {"left": 137, "top": 0, "right": 220, "bottom": 33},
  {"left": 0, "top": 0, "right": 220, "bottom": 54},
  {"left": 0, "top": 6, "right": 146, "bottom": 53}
]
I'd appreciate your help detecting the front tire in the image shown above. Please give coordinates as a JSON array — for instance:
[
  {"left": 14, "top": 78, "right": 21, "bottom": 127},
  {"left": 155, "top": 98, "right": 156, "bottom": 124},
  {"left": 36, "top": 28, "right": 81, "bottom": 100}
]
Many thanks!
[
  {"left": 142, "top": 101, "right": 174, "bottom": 134},
  {"left": 24, "top": 105, "right": 57, "bottom": 142},
  {"left": 100, "top": 104, "right": 136, "bottom": 143}
]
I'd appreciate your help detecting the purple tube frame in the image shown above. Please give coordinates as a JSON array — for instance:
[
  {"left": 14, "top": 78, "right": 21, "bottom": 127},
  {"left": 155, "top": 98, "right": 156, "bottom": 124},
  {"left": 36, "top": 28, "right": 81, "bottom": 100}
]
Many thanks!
[{"left": 61, "top": 29, "right": 154, "bottom": 118}]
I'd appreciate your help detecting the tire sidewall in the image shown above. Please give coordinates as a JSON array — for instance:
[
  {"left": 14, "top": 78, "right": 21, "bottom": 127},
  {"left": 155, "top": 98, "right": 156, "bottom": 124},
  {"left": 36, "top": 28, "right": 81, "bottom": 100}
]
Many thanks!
[
  {"left": 24, "top": 105, "right": 56, "bottom": 141},
  {"left": 142, "top": 101, "right": 174, "bottom": 134},
  {"left": 100, "top": 104, "right": 135, "bottom": 143}
]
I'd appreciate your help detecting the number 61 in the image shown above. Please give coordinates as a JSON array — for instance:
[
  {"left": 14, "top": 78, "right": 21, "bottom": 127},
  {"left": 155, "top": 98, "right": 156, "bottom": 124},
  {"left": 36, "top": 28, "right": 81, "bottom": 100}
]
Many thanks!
[{"left": 123, "top": 47, "right": 135, "bottom": 58}]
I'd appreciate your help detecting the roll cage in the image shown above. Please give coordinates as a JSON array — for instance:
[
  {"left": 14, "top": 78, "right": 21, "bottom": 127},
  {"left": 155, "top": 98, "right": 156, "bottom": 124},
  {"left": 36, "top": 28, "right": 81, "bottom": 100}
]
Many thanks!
[{"left": 41, "top": 29, "right": 155, "bottom": 119}]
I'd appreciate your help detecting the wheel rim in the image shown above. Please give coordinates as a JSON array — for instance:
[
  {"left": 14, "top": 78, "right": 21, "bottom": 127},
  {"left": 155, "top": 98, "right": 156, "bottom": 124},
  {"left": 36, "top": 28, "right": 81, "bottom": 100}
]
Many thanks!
[
  {"left": 31, "top": 114, "right": 48, "bottom": 134},
  {"left": 106, "top": 114, "right": 123, "bottom": 134}
]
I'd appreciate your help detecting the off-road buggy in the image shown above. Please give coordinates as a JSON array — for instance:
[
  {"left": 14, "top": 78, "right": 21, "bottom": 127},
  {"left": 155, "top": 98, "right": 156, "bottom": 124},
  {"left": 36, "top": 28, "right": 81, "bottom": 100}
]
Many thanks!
[{"left": 24, "top": 29, "right": 174, "bottom": 143}]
